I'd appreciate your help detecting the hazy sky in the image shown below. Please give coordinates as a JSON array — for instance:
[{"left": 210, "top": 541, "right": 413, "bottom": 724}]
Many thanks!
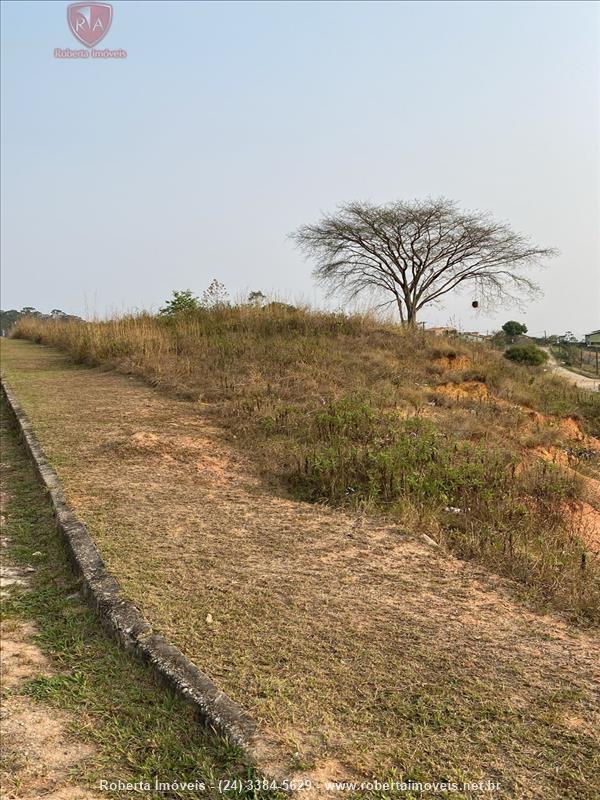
[{"left": 1, "top": 0, "right": 599, "bottom": 336}]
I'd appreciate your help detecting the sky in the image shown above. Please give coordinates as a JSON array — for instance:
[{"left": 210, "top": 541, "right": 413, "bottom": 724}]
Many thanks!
[{"left": 1, "top": 0, "right": 599, "bottom": 337}]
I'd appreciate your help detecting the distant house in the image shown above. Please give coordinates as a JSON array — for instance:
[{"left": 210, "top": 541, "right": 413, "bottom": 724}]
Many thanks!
[
  {"left": 460, "top": 331, "right": 490, "bottom": 342},
  {"left": 585, "top": 329, "right": 600, "bottom": 346}
]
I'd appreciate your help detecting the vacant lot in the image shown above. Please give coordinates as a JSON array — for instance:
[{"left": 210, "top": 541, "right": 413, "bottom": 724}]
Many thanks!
[
  {"left": 11, "top": 310, "right": 600, "bottom": 622},
  {"left": 2, "top": 337, "right": 600, "bottom": 799}
]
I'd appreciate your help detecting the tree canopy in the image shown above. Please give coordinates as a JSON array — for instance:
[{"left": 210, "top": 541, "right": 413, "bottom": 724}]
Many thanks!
[
  {"left": 502, "top": 320, "right": 528, "bottom": 338},
  {"left": 292, "top": 198, "right": 556, "bottom": 324}
]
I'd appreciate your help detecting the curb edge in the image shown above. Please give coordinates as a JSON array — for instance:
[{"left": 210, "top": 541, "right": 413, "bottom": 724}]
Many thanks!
[{"left": 1, "top": 377, "right": 265, "bottom": 762}]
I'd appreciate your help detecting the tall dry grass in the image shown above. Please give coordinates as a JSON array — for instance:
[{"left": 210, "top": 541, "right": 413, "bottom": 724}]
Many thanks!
[
  {"left": 11, "top": 306, "right": 600, "bottom": 623},
  {"left": 11, "top": 306, "right": 598, "bottom": 422}
]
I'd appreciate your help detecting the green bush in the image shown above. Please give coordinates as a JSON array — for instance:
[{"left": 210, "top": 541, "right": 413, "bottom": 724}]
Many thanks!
[
  {"left": 158, "top": 289, "right": 199, "bottom": 316},
  {"left": 504, "top": 344, "right": 549, "bottom": 366}
]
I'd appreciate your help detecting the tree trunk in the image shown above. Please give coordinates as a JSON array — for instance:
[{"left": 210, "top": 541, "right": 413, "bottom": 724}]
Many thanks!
[{"left": 405, "top": 303, "right": 418, "bottom": 326}]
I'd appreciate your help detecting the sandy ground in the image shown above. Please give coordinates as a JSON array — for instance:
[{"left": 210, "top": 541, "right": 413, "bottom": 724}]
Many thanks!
[{"left": 0, "top": 477, "right": 99, "bottom": 799}]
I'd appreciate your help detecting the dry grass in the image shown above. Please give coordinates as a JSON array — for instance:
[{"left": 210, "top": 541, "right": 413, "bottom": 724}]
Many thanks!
[
  {"left": 10, "top": 306, "right": 600, "bottom": 440},
  {"left": 10, "top": 308, "right": 600, "bottom": 623},
  {"left": 2, "top": 337, "right": 600, "bottom": 798},
  {"left": 0, "top": 390, "right": 265, "bottom": 800},
  {"left": 10, "top": 309, "right": 599, "bottom": 426}
]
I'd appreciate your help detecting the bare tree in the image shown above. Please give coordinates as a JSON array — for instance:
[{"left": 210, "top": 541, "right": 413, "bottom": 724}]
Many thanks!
[{"left": 291, "top": 199, "right": 557, "bottom": 324}]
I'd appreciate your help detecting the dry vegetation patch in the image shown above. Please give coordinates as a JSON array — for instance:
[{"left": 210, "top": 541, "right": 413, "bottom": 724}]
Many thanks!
[{"left": 7, "top": 310, "right": 600, "bottom": 619}]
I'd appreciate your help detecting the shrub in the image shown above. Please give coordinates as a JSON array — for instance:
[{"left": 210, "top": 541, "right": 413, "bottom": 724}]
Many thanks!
[
  {"left": 504, "top": 344, "right": 548, "bottom": 366},
  {"left": 159, "top": 290, "right": 199, "bottom": 316}
]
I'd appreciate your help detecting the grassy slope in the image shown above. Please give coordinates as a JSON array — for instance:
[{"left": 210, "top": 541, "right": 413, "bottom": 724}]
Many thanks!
[
  {"left": 0, "top": 396, "right": 278, "bottom": 800},
  {"left": 10, "top": 308, "right": 600, "bottom": 623},
  {"left": 1, "top": 337, "right": 600, "bottom": 799}
]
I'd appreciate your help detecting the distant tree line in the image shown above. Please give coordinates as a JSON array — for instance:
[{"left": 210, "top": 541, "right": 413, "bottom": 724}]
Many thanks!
[{"left": 0, "top": 307, "right": 81, "bottom": 335}]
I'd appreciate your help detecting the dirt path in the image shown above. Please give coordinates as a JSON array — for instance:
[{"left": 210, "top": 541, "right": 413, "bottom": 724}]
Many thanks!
[
  {"left": 1, "top": 473, "right": 99, "bottom": 799},
  {"left": 544, "top": 348, "right": 600, "bottom": 391},
  {"left": 2, "top": 339, "right": 600, "bottom": 799}
]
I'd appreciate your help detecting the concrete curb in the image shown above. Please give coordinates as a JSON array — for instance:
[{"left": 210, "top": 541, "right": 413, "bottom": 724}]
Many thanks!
[{"left": 1, "top": 377, "right": 264, "bottom": 760}]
